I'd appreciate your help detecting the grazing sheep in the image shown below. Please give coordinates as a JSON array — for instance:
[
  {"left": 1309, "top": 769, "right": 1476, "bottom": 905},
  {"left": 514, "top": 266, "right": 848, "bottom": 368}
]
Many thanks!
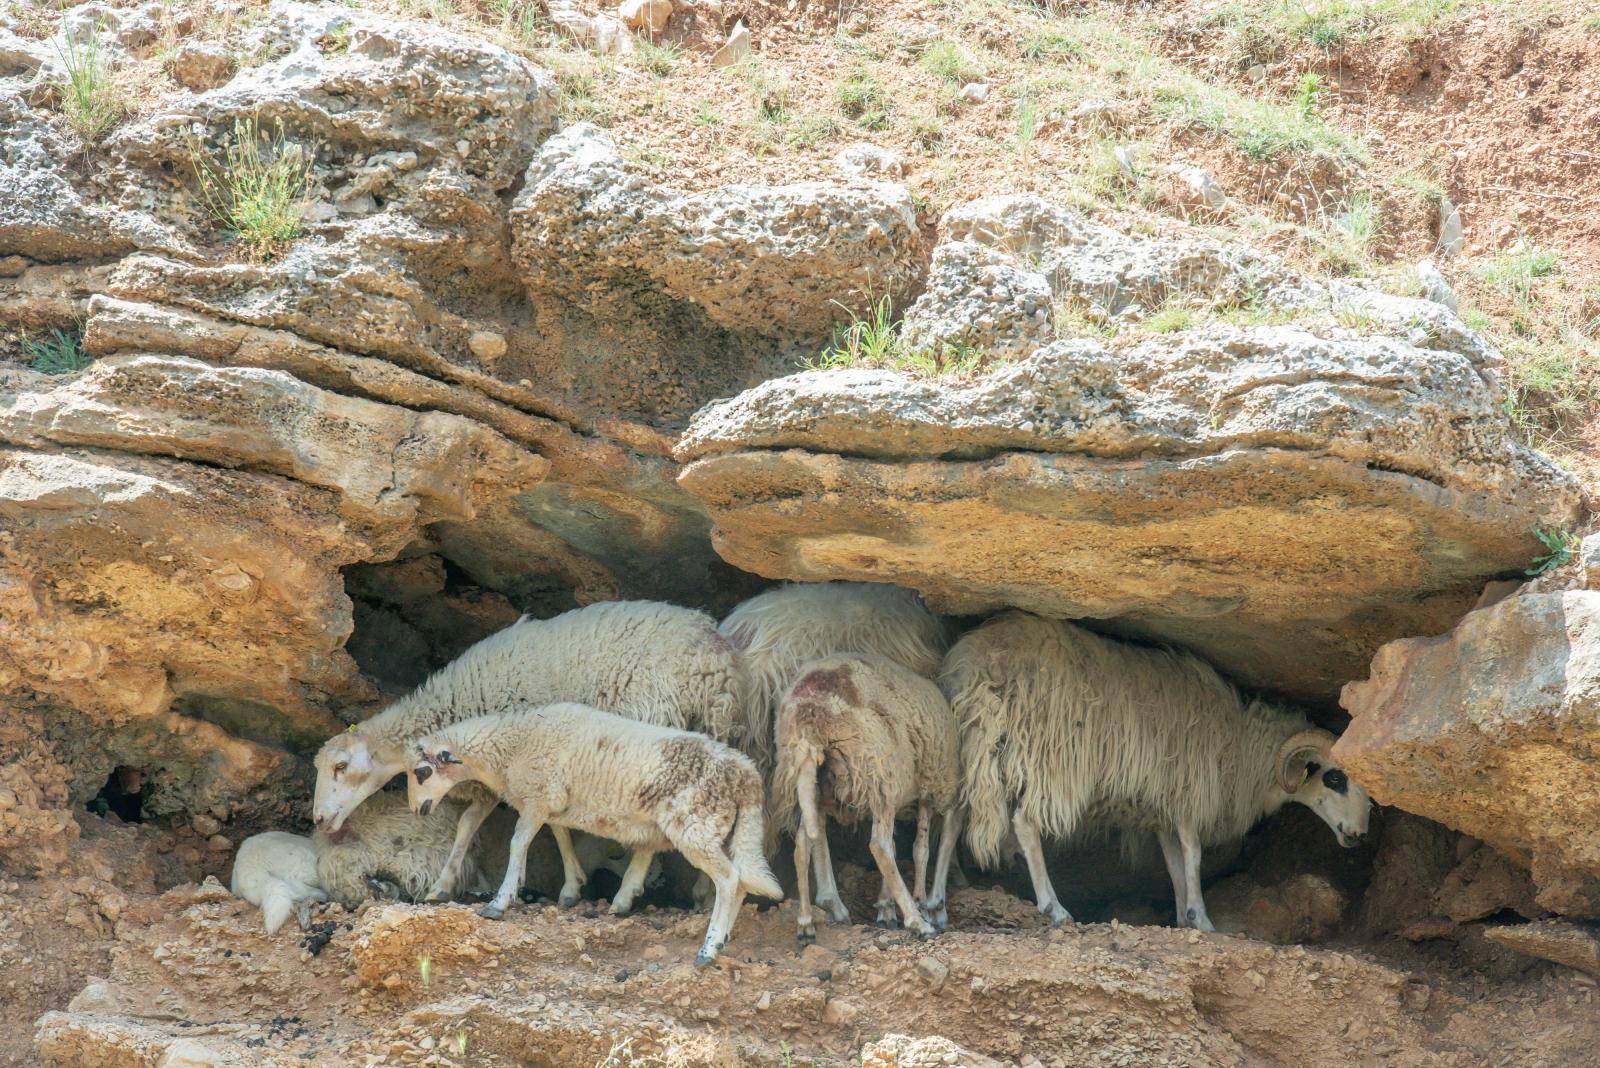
[
  {"left": 407, "top": 703, "right": 782, "bottom": 966},
  {"left": 943, "top": 611, "right": 1372, "bottom": 930},
  {"left": 231, "top": 832, "right": 327, "bottom": 935},
  {"left": 769, "top": 654, "right": 961, "bottom": 941},
  {"left": 312, "top": 601, "right": 747, "bottom": 905}
]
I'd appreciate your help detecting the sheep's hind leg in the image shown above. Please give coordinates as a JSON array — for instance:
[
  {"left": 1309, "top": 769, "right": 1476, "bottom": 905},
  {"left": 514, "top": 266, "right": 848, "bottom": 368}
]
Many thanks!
[
  {"left": 799, "top": 764, "right": 850, "bottom": 926},
  {"left": 869, "top": 810, "right": 933, "bottom": 938},
  {"left": 483, "top": 811, "right": 543, "bottom": 920},
  {"left": 550, "top": 825, "right": 586, "bottom": 907},
  {"left": 1177, "top": 825, "right": 1214, "bottom": 932},
  {"left": 1157, "top": 829, "right": 1188, "bottom": 927},
  {"left": 1013, "top": 811, "right": 1072, "bottom": 925},
  {"left": 912, "top": 801, "right": 932, "bottom": 903},
  {"left": 425, "top": 795, "right": 496, "bottom": 902},
  {"left": 923, "top": 806, "right": 962, "bottom": 930},
  {"left": 874, "top": 871, "right": 900, "bottom": 929},
  {"left": 609, "top": 849, "right": 655, "bottom": 916},
  {"left": 794, "top": 823, "right": 817, "bottom": 944}
]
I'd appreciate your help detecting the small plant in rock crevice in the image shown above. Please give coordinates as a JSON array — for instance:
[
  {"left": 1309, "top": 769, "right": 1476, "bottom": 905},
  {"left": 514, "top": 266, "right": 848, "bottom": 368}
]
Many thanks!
[
  {"left": 23, "top": 327, "right": 93, "bottom": 375},
  {"left": 808, "top": 296, "right": 988, "bottom": 379},
  {"left": 190, "top": 116, "right": 312, "bottom": 261},
  {"left": 53, "top": 17, "right": 124, "bottom": 141},
  {"left": 1526, "top": 525, "right": 1580, "bottom": 576}
]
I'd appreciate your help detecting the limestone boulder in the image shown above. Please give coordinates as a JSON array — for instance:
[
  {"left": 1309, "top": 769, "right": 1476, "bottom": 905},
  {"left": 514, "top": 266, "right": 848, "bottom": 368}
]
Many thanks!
[
  {"left": 1338, "top": 587, "right": 1600, "bottom": 915},
  {"left": 678, "top": 320, "right": 1579, "bottom": 699}
]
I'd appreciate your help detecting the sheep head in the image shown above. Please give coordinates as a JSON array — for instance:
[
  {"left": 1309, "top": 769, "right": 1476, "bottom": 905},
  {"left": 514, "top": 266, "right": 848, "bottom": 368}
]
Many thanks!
[
  {"left": 408, "top": 743, "right": 464, "bottom": 817},
  {"left": 1275, "top": 728, "right": 1371, "bottom": 848},
  {"left": 312, "top": 731, "right": 386, "bottom": 833}
]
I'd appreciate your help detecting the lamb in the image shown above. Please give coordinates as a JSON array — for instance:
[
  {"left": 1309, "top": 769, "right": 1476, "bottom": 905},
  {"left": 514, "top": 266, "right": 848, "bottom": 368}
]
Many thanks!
[
  {"left": 315, "top": 790, "right": 642, "bottom": 908},
  {"left": 719, "top": 581, "right": 950, "bottom": 775},
  {"left": 406, "top": 703, "right": 782, "bottom": 966},
  {"left": 943, "top": 611, "right": 1372, "bottom": 931},
  {"left": 231, "top": 832, "right": 327, "bottom": 935},
  {"left": 768, "top": 654, "right": 961, "bottom": 941},
  {"left": 312, "top": 600, "right": 747, "bottom": 907}
]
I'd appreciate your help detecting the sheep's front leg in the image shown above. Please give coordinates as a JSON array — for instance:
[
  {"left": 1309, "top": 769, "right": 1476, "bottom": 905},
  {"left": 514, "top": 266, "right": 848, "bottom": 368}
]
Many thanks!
[
  {"left": 550, "top": 825, "right": 585, "bottom": 907},
  {"left": 868, "top": 810, "right": 933, "bottom": 938},
  {"left": 425, "top": 795, "right": 496, "bottom": 902},
  {"left": 483, "top": 810, "right": 543, "bottom": 920},
  {"left": 1157, "top": 829, "right": 1188, "bottom": 927},
  {"left": 609, "top": 849, "right": 655, "bottom": 916},
  {"left": 1013, "top": 811, "right": 1072, "bottom": 925},
  {"left": 1177, "top": 825, "right": 1214, "bottom": 932},
  {"left": 678, "top": 835, "right": 740, "bottom": 968},
  {"left": 923, "top": 806, "right": 962, "bottom": 930},
  {"left": 912, "top": 801, "right": 932, "bottom": 904}
]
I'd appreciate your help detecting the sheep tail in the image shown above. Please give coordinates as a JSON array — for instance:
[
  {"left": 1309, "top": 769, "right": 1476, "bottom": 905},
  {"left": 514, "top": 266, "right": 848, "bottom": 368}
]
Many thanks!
[
  {"left": 946, "top": 667, "right": 1011, "bottom": 870},
  {"left": 732, "top": 800, "right": 783, "bottom": 901}
]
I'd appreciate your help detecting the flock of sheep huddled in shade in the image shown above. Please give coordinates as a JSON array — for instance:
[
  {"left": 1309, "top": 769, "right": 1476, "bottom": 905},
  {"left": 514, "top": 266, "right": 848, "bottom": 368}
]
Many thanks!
[{"left": 232, "top": 582, "right": 1371, "bottom": 967}]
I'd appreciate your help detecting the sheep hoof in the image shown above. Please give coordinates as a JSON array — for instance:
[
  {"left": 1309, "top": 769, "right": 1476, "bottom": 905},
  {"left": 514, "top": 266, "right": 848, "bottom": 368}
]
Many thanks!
[
  {"left": 796, "top": 925, "right": 816, "bottom": 945},
  {"left": 480, "top": 902, "right": 506, "bottom": 920},
  {"left": 558, "top": 891, "right": 580, "bottom": 908},
  {"left": 693, "top": 950, "right": 717, "bottom": 969},
  {"left": 915, "top": 923, "right": 937, "bottom": 940},
  {"left": 608, "top": 900, "right": 633, "bottom": 917}
]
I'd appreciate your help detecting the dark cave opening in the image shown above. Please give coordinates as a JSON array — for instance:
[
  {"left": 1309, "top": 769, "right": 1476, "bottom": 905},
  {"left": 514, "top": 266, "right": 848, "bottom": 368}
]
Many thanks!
[{"left": 88, "top": 766, "right": 150, "bottom": 824}]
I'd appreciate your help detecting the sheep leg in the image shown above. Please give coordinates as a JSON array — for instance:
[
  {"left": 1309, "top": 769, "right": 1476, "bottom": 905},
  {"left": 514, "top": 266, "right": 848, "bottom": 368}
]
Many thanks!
[
  {"left": 874, "top": 871, "right": 900, "bottom": 929},
  {"left": 483, "top": 811, "right": 543, "bottom": 920},
  {"left": 924, "top": 806, "right": 962, "bottom": 930},
  {"left": 679, "top": 837, "right": 740, "bottom": 968},
  {"left": 798, "top": 764, "right": 850, "bottom": 926},
  {"left": 550, "top": 825, "right": 585, "bottom": 907},
  {"left": 793, "top": 818, "right": 817, "bottom": 944},
  {"left": 869, "top": 810, "right": 933, "bottom": 938},
  {"left": 424, "top": 795, "right": 496, "bottom": 902},
  {"left": 912, "top": 800, "right": 932, "bottom": 903},
  {"left": 1157, "top": 829, "right": 1188, "bottom": 926},
  {"left": 609, "top": 849, "right": 655, "bottom": 916},
  {"left": 1177, "top": 825, "right": 1214, "bottom": 932},
  {"left": 1013, "top": 811, "right": 1072, "bottom": 925}
]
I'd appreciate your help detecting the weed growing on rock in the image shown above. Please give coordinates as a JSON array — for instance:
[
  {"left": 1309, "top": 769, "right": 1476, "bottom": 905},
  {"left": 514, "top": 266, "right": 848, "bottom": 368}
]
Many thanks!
[
  {"left": 633, "top": 34, "right": 683, "bottom": 77},
  {"left": 53, "top": 18, "right": 124, "bottom": 142},
  {"left": 919, "top": 40, "right": 982, "bottom": 85},
  {"left": 837, "top": 63, "right": 892, "bottom": 130},
  {"left": 23, "top": 328, "right": 92, "bottom": 375},
  {"left": 191, "top": 117, "right": 311, "bottom": 261},
  {"left": 1526, "top": 525, "right": 1579, "bottom": 576},
  {"left": 810, "top": 296, "right": 989, "bottom": 378}
]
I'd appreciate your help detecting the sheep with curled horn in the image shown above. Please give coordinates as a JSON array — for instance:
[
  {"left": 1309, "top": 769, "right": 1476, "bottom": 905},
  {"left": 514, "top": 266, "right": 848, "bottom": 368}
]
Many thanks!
[{"left": 942, "top": 611, "right": 1371, "bottom": 930}]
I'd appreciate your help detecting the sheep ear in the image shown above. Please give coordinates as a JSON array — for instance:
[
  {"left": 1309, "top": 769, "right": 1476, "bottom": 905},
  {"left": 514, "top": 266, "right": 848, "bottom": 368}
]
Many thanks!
[{"left": 1276, "top": 729, "right": 1335, "bottom": 793}]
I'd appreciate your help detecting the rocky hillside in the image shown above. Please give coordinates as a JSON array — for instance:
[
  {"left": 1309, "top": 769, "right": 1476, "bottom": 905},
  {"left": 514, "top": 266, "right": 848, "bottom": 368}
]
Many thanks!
[{"left": 2, "top": 0, "right": 1599, "bottom": 1065}]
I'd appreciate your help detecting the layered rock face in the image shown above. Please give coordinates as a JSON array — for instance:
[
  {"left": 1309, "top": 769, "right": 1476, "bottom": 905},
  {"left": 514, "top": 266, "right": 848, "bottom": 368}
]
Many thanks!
[
  {"left": 678, "top": 196, "right": 1581, "bottom": 700},
  {"left": 1339, "top": 584, "right": 1600, "bottom": 915}
]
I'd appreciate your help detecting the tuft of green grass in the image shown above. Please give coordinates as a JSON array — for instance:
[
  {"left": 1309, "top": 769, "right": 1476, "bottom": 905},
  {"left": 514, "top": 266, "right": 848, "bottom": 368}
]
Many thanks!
[
  {"left": 1146, "top": 303, "right": 1195, "bottom": 334},
  {"left": 836, "top": 63, "right": 892, "bottom": 130},
  {"left": 1293, "top": 72, "right": 1324, "bottom": 118},
  {"left": 191, "top": 116, "right": 312, "bottom": 261},
  {"left": 23, "top": 327, "right": 92, "bottom": 375},
  {"left": 1526, "top": 525, "right": 1579, "bottom": 576},
  {"left": 919, "top": 40, "right": 983, "bottom": 84},
  {"left": 808, "top": 296, "right": 989, "bottom": 378},
  {"left": 785, "top": 113, "right": 841, "bottom": 150},
  {"left": 1014, "top": 88, "right": 1039, "bottom": 162},
  {"left": 53, "top": 19, "right": 124, "bottom": 142},
  {"left": 1312, "top": 192, "right": 1380, "bottom": 276},
  {"left": 633, "top": 33, "right": 683, "bottom": 76},
  {"left": 1478, "top": 246, "right": 1560, "bottom": 301},
  {"left": 1214, "top": 0, "right": 1463, "bottom": 54},
  {"left": 1021, "top": 30, "right": 1084, "bottom": 61}
]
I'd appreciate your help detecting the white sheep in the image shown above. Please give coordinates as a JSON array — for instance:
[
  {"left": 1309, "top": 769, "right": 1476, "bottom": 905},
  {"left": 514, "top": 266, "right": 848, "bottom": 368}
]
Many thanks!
[
  {"left": 231, "top": 832, "right": 327, "bottom": 935},
  {"left": 768, "top": 654, "right": 961, "bottom": 941},
  {"left": 315, "top": 790, "right": 642, "bottom": 908},
  {"left": 719, "top": 581, "right": 950, "bottom": 774},
  {"left": 406, "top": 703, "right": 782, "bottom": 966},
  {"left": 312, "top": 600, "right": 746, "bottom": 907},
  {"left": 943, "top": 611, "right": 1372, "bottom": 930}
]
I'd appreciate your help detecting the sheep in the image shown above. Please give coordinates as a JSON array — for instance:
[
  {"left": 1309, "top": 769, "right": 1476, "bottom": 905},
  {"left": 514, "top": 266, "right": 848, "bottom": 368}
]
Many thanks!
[
  {"left": 314, "top": 790, "right": 647, "bottom": 908},
  {"left": 943, "top": 611, "right": 1372, "bottom": 931},
  {"left": 406, "top": 702, "right": 782, "bottom": 966},
  {"left": 719, "top": 581, "right": 950, "bottom": 774},
  {"left": 312, "top": 600, "right": 747, "bottom": 908},
  {"left": 231, "top": 832, "right": 327, "bottom": 935},
  {"left": 768, "top": 654, "right": 961, "bottom": 941}
]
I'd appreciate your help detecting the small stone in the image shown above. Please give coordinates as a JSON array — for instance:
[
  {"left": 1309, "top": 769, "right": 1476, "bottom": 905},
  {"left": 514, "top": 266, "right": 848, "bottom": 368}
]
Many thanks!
[
  {"left": 712, "top": 21, "right": 750, "bottom": 68},
  {"left": 821, "top": 997, "right": 859, "bottom": 1026},
  {"left": 157, "top": 1039, "right": 227, "bottom": 1068},
  {"left": 418, "top": 1037, "right": 436, "bottom": 1051},
  {"left": 1414, "top": 259, "right": 1458, "bottom": 312},
  {"left": 171, "top": 42, "right": 234, "bottom": 92},
  {"left": 206, "top": 834, "right": 233, "bottom": 852},
  {"left": 958, "top": 82, "right": 989, "bottom": 103},
  {"left": 915, "top": 955, "right": 949, "bottom": 989},
  {"left": 834, "top": 142, "right": 904, "bottom": 180},
  {"left": 191, "top": 814, "right": 222, "bottom": 838},
  {"left": 755, "top": 991, "right": 772, "bottom": 1011},
  {"left": 468, "top": 330, "right": 508, "bottom": 363},
  {"left": 1437, "top": 197, "right": 1464, "bottom": 257},
  {"left": 1174, "top": 165, "right": 1225, "bottom": 210},
  {"left": 618, "top": 0, "right": 672, "bottom": 34},
  {"left": 969, "top": 976, "right": 986, "bottom": 994},
  {"left": 1246, "top": 63, "right": 1268, "bottom": 83}
]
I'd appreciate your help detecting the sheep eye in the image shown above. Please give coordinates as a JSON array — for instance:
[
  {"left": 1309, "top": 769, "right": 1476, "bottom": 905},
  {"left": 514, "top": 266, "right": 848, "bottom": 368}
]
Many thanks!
[
  {"left": 334, "top": 762, "right": 348, "bottom": 775},
  {"left": 1323, "top": 768, "right": 1348, "bottom": 793}
]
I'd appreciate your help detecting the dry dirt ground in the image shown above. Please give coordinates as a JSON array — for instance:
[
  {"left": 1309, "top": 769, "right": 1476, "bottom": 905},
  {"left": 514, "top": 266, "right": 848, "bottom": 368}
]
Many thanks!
[{"left": 4, "top": 812, "right": 1599, "bottom": 1068}]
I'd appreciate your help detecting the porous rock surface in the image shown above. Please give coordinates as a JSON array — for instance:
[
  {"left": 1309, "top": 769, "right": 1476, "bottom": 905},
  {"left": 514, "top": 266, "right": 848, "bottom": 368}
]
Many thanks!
[
  {"left": 677, "top": 195, "right": 1582, "bottom": 700},
  {"left": 1339, "top": 583, "right": 1600, "bottom": 916}
]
